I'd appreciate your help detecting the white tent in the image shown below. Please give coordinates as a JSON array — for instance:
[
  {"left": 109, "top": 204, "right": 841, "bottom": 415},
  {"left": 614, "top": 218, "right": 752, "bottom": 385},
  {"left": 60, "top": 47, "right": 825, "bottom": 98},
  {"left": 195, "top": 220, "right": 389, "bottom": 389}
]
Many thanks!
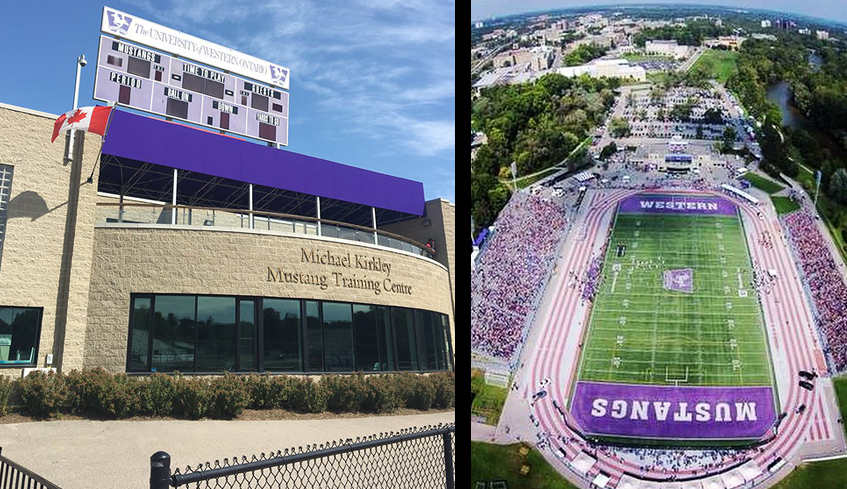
[
  {"left": 593, "top": 472, "right": 611, "bottom": 488},
  {"left": 616, "top": 474, "right": 641, "bottom": 489},
  {"left": 739, "top": 460, "right": 763, "bottom": 481},
  {"left": 570, "top": 451, "right": 597, "bottom": 475},
  {"left": 720, "top": 470, "right": 744, "bottom": 489}
]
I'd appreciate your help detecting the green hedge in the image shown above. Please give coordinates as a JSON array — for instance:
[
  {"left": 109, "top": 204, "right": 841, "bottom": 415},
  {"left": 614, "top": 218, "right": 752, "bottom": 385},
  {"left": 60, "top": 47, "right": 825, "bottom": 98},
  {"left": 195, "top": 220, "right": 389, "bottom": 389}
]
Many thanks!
[{"left": 6, "top": 369, "right": 454, "bottom": 419}]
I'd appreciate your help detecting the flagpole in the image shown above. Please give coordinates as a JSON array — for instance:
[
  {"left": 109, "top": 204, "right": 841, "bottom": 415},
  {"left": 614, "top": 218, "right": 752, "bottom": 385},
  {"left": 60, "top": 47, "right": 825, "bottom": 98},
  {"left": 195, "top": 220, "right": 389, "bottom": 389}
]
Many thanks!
[{"left": 67, "top": 54, "right": 86, "bottom": 163}]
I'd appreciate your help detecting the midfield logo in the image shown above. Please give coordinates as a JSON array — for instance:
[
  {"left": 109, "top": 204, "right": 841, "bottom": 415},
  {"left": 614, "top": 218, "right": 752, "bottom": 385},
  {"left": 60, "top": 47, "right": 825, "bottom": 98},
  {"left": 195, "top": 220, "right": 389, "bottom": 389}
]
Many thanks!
[{"left": 664, "top": 268, "right": 693, "bottom": 293}]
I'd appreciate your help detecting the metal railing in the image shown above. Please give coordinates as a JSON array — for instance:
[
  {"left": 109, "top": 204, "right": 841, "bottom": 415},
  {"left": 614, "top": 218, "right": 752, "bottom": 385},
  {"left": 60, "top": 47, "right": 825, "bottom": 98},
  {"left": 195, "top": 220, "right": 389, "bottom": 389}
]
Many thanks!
[
  {"left": 150, "top": 424, "right": 454, "bottom": 489},
  {"left": 96, "top": 202, "right": 436, "bottom": 260},
  {"left": 0, "top": 447, "right": 63, "bottom": 489}
]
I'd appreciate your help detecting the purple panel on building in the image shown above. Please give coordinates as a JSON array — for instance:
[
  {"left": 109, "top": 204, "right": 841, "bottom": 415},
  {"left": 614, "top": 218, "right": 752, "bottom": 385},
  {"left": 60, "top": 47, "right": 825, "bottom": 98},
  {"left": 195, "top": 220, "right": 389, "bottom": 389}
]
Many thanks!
[
  {"left": 101, "top": 109, "right": 425, "bottom": 216},
  {"left": 570, "top": 381, "right": 776, "bottom": 440},
  {"left": 618, "top": 194, "right": 737, "bottom": 216}
]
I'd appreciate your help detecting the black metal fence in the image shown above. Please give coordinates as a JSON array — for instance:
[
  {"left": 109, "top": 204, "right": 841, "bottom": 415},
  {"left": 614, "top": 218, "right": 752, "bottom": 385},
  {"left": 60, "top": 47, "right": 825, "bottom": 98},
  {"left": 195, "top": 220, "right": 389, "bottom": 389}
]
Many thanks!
[
  {"left": 0, "top": 447, "right": 63, "bottom": 489},
  {"left": 151, "top": 423, "right": 455, "bottom": 489}
]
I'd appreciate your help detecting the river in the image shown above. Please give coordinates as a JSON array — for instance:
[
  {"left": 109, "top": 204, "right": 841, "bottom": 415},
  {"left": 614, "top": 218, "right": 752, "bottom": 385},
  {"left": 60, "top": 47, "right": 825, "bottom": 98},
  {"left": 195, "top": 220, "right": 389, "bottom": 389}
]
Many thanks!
[{"left": 765, "top": 80, "right": 811, "bottom": 130}]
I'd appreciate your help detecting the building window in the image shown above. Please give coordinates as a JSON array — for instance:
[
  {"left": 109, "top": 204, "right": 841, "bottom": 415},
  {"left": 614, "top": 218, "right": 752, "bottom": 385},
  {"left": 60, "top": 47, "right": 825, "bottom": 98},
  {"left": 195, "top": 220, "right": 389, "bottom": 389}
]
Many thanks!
[
  {"left": 392, "top": 307, "right": 418, "bottom": 371},
  {"left": 0, "top": 164, "right": 12, "bottom": 272},
  {"left": 305, "top": 301, "right": 323, "bottom": 372},
  {"left": 196, "top": 296, "right": 236, "bottom": 372},
  {"left": 0, "top": 306, "right": 41, "bottom": 366},
  {"left": 152, "top": 295, "right": 196, "bottom": 372},
  {"left": 353, "top": 305, "right": 380, "bottom": 371},
  {"left": 263, "top": 298, "right": 301, "bottom": 372},
  {"left": 322, "top": 302, "right": 354, "bottom": 372},
  {"left": 126, "top": 294, "right": 451, "bottom": 374}
]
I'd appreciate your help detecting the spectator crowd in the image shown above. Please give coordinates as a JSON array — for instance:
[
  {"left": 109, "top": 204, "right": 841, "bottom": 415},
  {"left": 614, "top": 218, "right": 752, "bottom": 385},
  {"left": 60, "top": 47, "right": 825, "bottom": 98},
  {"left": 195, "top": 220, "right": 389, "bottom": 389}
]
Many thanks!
[
  {"left": 784, "top": 211, "right": 847, "bottom": 371},
  {"left": 471, "top": 191, "right": 569, "bottom": 366}
]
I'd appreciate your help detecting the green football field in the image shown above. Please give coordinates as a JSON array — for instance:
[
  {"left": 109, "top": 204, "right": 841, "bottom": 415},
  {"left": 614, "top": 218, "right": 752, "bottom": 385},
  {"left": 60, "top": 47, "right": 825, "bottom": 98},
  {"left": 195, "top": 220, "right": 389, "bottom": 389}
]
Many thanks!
[{"left": 575, "top": 210, "right": 775, "bottom": 388}]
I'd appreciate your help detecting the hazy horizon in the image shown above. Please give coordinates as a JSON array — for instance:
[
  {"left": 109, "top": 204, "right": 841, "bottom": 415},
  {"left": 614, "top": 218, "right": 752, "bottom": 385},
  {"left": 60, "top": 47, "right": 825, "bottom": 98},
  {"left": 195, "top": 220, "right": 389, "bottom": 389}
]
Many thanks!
[{"left": 471, "top": 0, "right": 847, "bottom": 27}]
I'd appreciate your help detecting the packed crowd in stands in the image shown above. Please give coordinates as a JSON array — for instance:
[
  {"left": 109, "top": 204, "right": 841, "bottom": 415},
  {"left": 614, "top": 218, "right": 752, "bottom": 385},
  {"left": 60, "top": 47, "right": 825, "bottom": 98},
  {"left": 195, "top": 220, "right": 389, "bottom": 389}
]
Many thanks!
[
  {"left": 784, "top": 211, "right": 847, "bottom": 371},
  {"left": 471, "top": 191, "right": 569, "bottom": 365}
]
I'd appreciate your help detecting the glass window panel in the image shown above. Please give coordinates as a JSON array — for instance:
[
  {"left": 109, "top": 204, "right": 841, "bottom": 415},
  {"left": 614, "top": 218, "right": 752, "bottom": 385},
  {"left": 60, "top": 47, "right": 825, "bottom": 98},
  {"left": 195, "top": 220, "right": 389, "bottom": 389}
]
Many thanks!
[
  {"left": 263, "top": 298, "right": 301, "bottom": 372},
  {"left": 419, "top": 311, "right": 439, "bottom": 371},
  {"left": 0, "top": 307, "right": 40, "bottom": 364},
  {"left": 152, "top": 295, "right": 195, "bottom": 372},
  {"left": 392, "top": 308, "right": 417, "bottom": 371},
  {"left": 322, "top": 302, "right": 354, "bottom": 372},
  {"left": 239, "top": 300, "right": 256, "bottom": 371},
  {"left": 353, "top": 304, "right": 380, "bottom": 371},
  {"left": 442, "top": 314, "right": 453, "bottom": 371},
  {"left": 378, "top": 307, "right": 394, "bottom": 371},
  {"left": 196, "top": 296, "right": 236, "bottom": 372},
  {"left": 305, "top": 301, "right": 323, "bottom": 372},
  {"left": 129, "top": 298, "right": 151, "bottom": 371}
]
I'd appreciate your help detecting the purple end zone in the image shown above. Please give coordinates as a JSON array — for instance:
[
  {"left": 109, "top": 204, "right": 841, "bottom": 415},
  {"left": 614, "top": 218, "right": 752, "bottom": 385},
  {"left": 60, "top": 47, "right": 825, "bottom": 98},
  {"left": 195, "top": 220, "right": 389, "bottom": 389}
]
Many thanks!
[
  {"left": 570, "top": 381, "right": 776, "bottom": 440},
  {"left": 618, "top": 193, "right": 737, "bottom": 216}
]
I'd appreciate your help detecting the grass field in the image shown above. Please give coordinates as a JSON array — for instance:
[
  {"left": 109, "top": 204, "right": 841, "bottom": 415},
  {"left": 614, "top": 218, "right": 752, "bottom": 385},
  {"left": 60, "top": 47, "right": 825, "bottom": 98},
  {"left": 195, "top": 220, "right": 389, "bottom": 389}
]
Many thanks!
[
  {"left": 691, "top": 49, "right": 739, "bottom": 84},
  {"left": 575, "top": 208, "right": 774, "bottom": 388},
  {"left": 771, "top": 196, "right": 801, "bottom": 215},
  {"left": 471, "top": 442, "right": 580, "bottom": 489},
  {"left": 472, "top": 368, "right": 509, "bottom": 426},
  {"left": 744, "top": 172, "right": 785, "bottom": 194}
]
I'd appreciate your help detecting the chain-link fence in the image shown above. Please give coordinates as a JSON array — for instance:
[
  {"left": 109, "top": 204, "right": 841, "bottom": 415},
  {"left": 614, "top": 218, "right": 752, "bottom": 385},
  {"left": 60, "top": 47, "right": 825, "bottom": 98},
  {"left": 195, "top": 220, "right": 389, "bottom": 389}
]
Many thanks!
[{"left": 150, "top": 424, "right": 455, "bottom": 489}]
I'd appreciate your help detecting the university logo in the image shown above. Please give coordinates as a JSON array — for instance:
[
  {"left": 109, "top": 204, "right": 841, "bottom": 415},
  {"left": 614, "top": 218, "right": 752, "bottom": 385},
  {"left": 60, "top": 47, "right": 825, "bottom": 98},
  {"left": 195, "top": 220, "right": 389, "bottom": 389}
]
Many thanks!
[
  {"left": 270, "top": 65, "right": 288, "bottom": 85},
  {"left": 664, "top": 268, "right": 693, "bottom": 293},
  {"left": 106, "top": 10, "right": 133, "bottom": 35}
]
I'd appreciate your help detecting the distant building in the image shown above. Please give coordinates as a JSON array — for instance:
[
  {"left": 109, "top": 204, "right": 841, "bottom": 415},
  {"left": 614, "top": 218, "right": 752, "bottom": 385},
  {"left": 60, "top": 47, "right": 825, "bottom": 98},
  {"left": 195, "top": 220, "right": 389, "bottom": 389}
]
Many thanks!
[
  {"left": 705, "top": 35, "right": 746, "bottom": 50},
  {"left": 645, "top": 40, "right": 690, "bottom": 59},
  {"left": 715, "top": 19, "right": 723, "bottom": 27},
  {"left": 493, "top": 48, "right": 533, "bottom": 68},
  {"left": 751, "top": 33, "right": 777, "bottom": 41},
  {"left": 761, "top": 20, "right": 771, "bottom": 28},
  {"left": 557, "top": 58, "right": 646, "bottom": 82},
  {"left": 474, "top": 21, "right": 484, "bottom": 29},
  {"left": 530, "top": 45, "right": 555, "bottom": 71},
  {"left": 798, "top": 28, "right": 811, "bottom": 35},
  {"left": 817, "top": 30, "right": 830, "bottom": 40}
]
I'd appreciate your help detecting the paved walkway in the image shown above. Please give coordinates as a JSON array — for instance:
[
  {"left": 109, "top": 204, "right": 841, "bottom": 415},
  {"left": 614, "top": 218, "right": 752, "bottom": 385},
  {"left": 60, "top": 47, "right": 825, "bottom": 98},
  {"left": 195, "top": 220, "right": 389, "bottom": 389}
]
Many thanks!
[{"left": 0, "top": 411, "right": 454, "bottom": 489}]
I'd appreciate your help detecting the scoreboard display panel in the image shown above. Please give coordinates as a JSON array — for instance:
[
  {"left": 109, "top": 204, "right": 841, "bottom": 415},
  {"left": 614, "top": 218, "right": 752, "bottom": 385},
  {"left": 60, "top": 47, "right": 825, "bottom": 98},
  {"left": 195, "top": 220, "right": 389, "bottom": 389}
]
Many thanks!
[{"left": 93, "top": 36, "right": 289, "bottom": 146}]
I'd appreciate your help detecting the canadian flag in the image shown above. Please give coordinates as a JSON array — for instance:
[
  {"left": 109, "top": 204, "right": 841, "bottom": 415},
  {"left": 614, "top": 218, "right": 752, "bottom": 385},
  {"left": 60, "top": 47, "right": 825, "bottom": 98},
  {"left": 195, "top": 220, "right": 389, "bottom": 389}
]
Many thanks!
[{"left": 51, "top": 106, "right": 113, "bottom": 143}]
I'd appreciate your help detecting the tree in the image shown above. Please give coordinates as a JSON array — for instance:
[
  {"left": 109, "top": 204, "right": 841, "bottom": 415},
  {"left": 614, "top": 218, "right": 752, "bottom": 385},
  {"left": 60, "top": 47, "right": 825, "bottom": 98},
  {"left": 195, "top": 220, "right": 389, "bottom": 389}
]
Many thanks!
[
  {"left": 722, "top": 126, "right": 737, "bottom": 153},
  {"left": 701, "top": 107, "right": 724, "bottom": 125},
  {"left": 609, "top": 117, "right": 631, "bottom": 138},
  {"left": 600, "top": 141, "right": 618, "bottom": 160},
  {"left": 829, "top": 168, "right": 847, "bottom": 204}
]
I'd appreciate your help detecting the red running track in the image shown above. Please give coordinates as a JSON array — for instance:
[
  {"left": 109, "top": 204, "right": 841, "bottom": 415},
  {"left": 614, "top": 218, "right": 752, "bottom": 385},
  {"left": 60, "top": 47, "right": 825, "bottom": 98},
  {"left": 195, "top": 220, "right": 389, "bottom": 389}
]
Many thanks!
[{"left": 522, "top": 189, "right": 825, "bottom": 485}]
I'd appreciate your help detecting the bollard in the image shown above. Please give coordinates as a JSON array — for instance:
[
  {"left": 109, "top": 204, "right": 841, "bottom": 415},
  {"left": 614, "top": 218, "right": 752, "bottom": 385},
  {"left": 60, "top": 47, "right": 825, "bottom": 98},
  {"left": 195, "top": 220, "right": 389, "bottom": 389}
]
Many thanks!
[{"left": 150, "top": 451, "right": 172, "bottom": 489}]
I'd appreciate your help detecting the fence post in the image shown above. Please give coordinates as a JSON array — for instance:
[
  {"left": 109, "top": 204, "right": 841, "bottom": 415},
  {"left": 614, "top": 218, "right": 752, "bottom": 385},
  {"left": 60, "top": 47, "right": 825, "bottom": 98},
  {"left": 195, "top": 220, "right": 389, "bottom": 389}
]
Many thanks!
[
  {"left": 442, "top": 431, "right": 454, "bottom": 489},
  {"left": 150, "top": 451, "right": 172, "bottom": 489}
]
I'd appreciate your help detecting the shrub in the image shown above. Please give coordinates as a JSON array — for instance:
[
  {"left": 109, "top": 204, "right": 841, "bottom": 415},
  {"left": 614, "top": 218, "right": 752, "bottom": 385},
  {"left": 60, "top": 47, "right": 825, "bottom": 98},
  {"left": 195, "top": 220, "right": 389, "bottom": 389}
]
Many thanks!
[
  {"left": 138, "top": 373, "right": 176, "bottom": 416},
  {"left": 93, "top": 374, "right": 139, "bottom": 418},
  {"left": 243, "top": 373, "right": 272, "bottom": 409},
  {"left": 0, "top": 376, "right": 14, "bottom": 416},
  {"left": 290, "top": 377, "right": 328, "bottom": 413},
  {"left": 361, "top": 375, "right": 401, "bottom": 414},
  {"left": 208, "top": 374, "right": 249, "bottom": 419},
  {"left": 406, "top": 375, "right": 436, "bottom": 410},
  {"left": 173, "top": 376, "right": 212, "bottom": 419},
  {"left": 18, "top": 371, "right": 65, "bottom": 418},
  {"left": 64, "top": 368, "right": 111, "bottom": 415},
  {"left": 430, "top": 372, "right": 455, "bottom": 409},
  {"left": 324, "top": 373, "right": 367, "bottom": 412}
]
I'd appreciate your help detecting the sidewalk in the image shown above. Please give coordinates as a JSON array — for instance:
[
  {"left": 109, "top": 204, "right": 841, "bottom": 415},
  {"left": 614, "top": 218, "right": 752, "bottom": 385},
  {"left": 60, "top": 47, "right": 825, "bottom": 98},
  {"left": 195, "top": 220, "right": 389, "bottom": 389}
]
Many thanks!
[{"left": 0, "top": 411, "right": 455, "bottom": 489}]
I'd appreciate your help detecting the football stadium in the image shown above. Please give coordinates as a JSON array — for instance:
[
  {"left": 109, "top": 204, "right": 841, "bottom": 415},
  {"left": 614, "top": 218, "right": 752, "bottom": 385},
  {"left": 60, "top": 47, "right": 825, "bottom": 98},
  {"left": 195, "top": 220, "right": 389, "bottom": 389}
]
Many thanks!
[{"left": 472, "top": 169, "right": 846, "bottom": 487}]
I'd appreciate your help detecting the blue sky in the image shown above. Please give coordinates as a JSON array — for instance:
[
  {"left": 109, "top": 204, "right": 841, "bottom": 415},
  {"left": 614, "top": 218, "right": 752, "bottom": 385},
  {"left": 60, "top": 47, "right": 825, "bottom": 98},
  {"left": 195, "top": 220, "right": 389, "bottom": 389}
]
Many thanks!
[
  {"left": 472, "top": 0, "right": 847, "bottom": 25},
  {"left": 0, "top": 0, "right": 455, "bottom": 202}
]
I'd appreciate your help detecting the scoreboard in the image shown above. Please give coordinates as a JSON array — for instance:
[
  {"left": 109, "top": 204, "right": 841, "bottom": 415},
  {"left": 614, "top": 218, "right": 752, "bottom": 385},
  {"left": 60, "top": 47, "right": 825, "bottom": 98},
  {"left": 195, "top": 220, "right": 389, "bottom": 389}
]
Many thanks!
[{"left": 93, "top": 35, "right": 289, "bottom": 146}]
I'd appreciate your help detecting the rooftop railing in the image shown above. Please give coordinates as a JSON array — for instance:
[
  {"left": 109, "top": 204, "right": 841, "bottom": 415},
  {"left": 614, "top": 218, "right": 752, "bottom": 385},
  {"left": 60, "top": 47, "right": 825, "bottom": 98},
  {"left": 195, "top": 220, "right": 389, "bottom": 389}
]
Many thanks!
[{"left": 96, "top": 202, "right": 437, "bottom": 261}]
